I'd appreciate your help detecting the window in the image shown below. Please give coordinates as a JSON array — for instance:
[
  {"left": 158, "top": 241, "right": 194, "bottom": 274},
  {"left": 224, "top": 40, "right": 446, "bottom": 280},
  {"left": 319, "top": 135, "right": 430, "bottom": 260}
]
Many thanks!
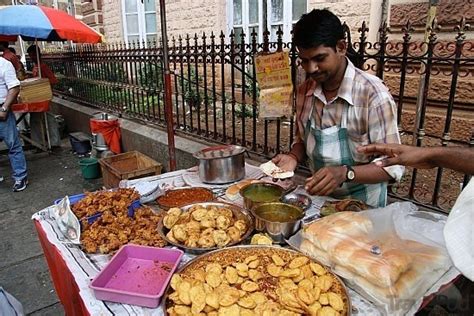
[
  {"left": 122, "top": 0, "right": 158, "bottom": 46},
  {"left": 228, "top": 0, "right": 263, "bottom": 43},
  {"left": 268, "top": 0, "right": 306, "bottom": 42},
  {"left": 227, "top": 0, "right": 306, "bottom": 43}
]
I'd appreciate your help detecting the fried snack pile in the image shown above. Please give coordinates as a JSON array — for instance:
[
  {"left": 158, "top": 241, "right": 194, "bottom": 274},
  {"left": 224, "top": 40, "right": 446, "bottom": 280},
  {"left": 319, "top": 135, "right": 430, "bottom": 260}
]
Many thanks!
[
  {"left": 71, "top": 188, "right": 140, "bottom": 218},
  {"left": 81, "top": 206, "right": 166, "bottom": 254},
  {"left": 72, "top": 189, "right": 166, "bottom": 254},
  {"left": 320, "top": 199, "right": 368, "bottom": 217},
  {"left": 166, "top": 249, "right": 347, "bottom": 316},
  {"left": 163, "top": 204, "right": 248, "bottom": 248}
]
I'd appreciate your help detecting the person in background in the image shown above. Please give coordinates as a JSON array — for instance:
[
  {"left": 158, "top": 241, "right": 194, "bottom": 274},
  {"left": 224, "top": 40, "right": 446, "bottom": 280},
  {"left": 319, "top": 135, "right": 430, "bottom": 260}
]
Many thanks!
[
  {"left": 26, "top": 45, "right": 57, "bottom": 85},
  {"left": 272, "top": 9, "right": 404, "bottom": 207},
  {"left": 0, "top": 55, "right": 28, "bottom": 191},
  {"left": 8, "top": 47, "right": 24, "bottom": 67},
  {"left": 357, "top": 144, "right": 474, "bottom": 174},
  {"left": 26, "top": 44, "right": 60, "bottom": 148},
  {"left": 0, "top": 42, "right": 25, "bottom": 80},
  {"left": 2, "top": 44, "right": 29, "bottom": 132}
]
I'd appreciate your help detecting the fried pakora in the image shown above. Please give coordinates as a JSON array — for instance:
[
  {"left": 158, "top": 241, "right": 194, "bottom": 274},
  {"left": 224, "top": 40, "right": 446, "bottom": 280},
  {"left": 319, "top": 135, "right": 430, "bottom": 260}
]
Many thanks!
[{"left": 79, "top": 190, "right": 166, "bottom": 254}]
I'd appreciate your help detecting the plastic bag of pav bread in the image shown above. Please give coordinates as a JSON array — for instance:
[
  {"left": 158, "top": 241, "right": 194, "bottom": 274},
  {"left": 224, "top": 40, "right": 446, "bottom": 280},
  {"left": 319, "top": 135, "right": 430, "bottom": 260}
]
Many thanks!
[{"left": 298, "top": 202, "right": 456, "bottom": 315}]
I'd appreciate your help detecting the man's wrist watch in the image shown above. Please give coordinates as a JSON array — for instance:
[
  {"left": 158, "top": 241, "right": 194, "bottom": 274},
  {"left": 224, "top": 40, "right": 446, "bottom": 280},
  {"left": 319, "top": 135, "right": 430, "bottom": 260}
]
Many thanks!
[
  {"left": 344, "top": 165, "right": 355, "bottom": 182},
  {"left": 0, "top": 105, "right": 7, "bottom": 112}
]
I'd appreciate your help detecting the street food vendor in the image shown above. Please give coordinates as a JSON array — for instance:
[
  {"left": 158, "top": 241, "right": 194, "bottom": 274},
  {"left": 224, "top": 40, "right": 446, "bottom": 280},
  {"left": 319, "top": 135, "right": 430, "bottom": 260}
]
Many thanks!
[
  {"left": 27, "top": 45, "right": 58, "bottom": 85},
  {"left": 272, "top": 9, "right": 404, "bottom": 207}
]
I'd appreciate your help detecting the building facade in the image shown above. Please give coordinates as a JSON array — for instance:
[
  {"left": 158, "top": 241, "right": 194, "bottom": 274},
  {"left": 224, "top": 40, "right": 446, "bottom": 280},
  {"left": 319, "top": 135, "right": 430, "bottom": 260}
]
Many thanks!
[{"left": 93, "top": 0, "right": 473, "bottom": 45}]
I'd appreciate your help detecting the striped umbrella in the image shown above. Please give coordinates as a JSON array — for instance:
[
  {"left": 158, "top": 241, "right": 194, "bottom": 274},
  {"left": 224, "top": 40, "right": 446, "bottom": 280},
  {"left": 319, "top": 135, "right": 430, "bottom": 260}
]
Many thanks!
[{"left": 0, "top": 5, "right": 102, "bottom": 43}]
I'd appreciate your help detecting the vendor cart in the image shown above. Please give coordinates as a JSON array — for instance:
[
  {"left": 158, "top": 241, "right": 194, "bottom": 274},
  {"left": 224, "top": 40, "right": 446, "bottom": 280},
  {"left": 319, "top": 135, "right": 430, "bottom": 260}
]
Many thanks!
[{"left": 31, "top": 163, "right": 463, "bottom": 315}]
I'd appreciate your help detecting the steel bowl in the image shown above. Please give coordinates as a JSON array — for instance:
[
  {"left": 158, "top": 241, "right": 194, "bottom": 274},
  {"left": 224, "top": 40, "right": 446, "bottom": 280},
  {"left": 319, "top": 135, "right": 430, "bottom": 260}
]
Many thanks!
[
  {"left": 280, "top": 192, "right": 312, "bottom": 211},
  {"left": 157, "top": 201, "right": 254, "bottom": 254},
  {"left": 239, "top": 182, "right": 284, "bottom": 211},
  {"left": 161, "top": 245, "right": 352, "bottom": 316},
  {"left": 193, "top": 145, "right": 246, "bottom": 184},
  {"left": 251, "top": 202, "right": 305, "bottom": 243}
]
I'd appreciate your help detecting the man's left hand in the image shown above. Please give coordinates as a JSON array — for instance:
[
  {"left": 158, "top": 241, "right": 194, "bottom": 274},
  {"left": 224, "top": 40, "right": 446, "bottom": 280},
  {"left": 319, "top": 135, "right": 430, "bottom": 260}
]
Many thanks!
[
  {"left": 0, "top": 111, "right": 7, "bottom": 121},
  {"left": 304, "top": 166, "right": 346, "bottom": 196}
]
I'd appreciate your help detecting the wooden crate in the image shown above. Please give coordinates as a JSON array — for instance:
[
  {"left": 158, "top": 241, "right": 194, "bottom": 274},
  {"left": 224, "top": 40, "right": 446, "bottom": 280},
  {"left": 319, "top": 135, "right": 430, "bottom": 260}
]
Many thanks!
[
  {"left": 18, "top": 78, "right": 53, "bottom": 103},
  {"left": 99, "top": 151, "right": 162, "bottom": 188}
]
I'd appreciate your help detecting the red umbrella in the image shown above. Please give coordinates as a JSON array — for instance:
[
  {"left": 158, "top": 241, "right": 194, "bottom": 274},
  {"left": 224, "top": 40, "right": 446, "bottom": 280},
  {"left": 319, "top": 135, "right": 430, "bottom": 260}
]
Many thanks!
[{"left": 0, "top": 5, "right": 102, "bottom": 43}]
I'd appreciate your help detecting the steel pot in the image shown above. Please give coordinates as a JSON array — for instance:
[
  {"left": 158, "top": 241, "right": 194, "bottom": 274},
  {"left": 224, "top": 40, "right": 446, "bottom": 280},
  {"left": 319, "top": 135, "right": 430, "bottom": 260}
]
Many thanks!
[
  {"left": 193, "top": 145, "right": 246, "bottom": 184},
  {"left": 251, "top": 202, "right": 305, "bottom": 243}
]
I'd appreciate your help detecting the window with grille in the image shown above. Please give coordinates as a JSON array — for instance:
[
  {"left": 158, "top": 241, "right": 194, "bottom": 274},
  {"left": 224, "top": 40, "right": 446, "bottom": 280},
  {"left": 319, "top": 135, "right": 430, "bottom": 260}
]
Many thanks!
[
  {"left": 122, "top": 0, "right": 157, "bottom": 46},
  {"left": 228, "top": 0, "right": 306, "bottom": 43}
]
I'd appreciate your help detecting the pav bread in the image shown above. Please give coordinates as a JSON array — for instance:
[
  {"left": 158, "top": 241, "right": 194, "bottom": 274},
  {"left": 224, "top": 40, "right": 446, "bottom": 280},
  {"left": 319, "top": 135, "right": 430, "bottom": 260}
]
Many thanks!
[
  {"left": 302, "top": 212, "right": 373, "bottom": 250},
  {"left": 300, "top": 239, "right": 332, "bottom": 267}
]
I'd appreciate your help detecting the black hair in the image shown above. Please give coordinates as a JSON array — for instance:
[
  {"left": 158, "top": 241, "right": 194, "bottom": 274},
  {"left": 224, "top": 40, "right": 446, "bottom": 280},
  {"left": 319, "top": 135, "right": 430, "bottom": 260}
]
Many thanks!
[
  {"left": 0, "top": 41, "right": 8, "bottom": 50},
  {"left": 27, "top": 44, "right": 41, "bottom": 57},
  {"left": 293, "top": 9, "right": 344, "bottom": 49},
  {"left": 8, "top": 47, "right": 16, "bottom": 54}
]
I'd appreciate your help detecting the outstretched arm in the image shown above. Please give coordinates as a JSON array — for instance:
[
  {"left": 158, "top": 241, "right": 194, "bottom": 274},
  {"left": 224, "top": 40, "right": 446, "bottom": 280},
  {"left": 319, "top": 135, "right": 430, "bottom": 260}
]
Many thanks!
[{"left": 357, "top": 144, "right": 474, "bottom": 174}]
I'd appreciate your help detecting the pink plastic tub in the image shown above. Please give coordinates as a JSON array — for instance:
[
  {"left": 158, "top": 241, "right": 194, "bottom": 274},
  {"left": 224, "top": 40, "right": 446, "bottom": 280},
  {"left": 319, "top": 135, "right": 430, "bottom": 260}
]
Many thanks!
[{"left": 90, "top": 245, "right": 183, "bottom": 308}]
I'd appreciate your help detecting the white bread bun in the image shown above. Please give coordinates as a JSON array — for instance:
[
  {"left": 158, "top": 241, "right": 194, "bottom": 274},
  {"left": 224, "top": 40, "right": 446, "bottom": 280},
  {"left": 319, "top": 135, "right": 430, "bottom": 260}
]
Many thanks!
[{"left": 299, "top": 239, "right": 332, "bottom": 267}]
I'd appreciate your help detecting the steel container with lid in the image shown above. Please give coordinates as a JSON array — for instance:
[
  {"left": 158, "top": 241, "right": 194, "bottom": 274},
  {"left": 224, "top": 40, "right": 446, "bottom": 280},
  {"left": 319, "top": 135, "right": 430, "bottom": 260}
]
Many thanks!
[{"left": 193, "top": 145, "right": 246, "bottom": 184}]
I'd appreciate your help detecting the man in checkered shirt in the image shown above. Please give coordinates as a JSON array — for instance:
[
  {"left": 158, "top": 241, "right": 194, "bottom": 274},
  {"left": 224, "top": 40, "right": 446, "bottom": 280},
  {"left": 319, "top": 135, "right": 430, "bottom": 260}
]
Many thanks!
[{"left": 272, "top": 9, "right": 404, "bottom": 207}]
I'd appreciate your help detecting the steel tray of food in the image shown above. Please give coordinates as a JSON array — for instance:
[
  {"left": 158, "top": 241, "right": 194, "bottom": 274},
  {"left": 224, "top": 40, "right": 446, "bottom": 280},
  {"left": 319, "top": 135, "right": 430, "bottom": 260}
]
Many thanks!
[
  {"left": 157, "top": 202, "right": 254, "bottom": 255},
  {"left": 162, "top": 245, "right": 351, "bottom": 315},
  {"left": 156, "top": 187, "right": 215, "bottom": 210}
]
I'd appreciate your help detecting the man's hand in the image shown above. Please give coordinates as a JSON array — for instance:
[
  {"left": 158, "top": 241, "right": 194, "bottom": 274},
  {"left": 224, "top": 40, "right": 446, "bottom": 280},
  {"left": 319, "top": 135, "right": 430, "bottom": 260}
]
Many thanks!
[
  {"left": 0, "top": 111, "right": 7, "bottom": 121},
  {"left": 304, "top": 166, "right": 346, "bottom": 196},
  {"left": 271, "top": 154, "right": 298, "bottom": 173},
  {"left": 357, "top": 143, "right": 434, "bottom": 169}
]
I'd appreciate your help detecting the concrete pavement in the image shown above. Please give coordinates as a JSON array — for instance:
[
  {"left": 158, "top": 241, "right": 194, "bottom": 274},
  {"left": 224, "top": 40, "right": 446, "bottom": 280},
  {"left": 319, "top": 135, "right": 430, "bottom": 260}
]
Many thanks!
[{"left": 0, "top": 141, "right": 101, "bottom": 315}]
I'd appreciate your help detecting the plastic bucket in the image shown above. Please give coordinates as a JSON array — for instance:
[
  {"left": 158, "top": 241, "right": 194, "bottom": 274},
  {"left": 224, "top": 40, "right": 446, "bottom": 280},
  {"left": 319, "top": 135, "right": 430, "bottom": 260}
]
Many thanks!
[
  {"left": 79, "top": 158, "right": 100, "bottom": 179},
  {"left": 70, "top": 137, "right": 92, "bottom": 154}
]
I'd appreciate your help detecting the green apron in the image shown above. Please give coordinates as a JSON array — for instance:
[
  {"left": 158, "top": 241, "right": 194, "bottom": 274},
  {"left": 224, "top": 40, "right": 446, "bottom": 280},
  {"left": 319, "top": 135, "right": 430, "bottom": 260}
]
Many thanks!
[{"left": 303, "top": 98, "right": 387, "bottom": 207}]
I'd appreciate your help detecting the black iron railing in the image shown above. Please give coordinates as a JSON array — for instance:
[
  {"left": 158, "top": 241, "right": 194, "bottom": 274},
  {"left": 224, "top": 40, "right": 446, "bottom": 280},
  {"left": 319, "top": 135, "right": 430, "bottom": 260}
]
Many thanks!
[{"left": 43, "top": 18, "right": 473, "bottom": 212}]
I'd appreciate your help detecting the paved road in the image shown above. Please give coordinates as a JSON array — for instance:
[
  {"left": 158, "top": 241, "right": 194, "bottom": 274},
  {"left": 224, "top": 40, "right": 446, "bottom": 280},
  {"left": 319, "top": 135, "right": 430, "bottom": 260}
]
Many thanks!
[{"left": 0, "top": 142, "right": 101, "bottom": 315}]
